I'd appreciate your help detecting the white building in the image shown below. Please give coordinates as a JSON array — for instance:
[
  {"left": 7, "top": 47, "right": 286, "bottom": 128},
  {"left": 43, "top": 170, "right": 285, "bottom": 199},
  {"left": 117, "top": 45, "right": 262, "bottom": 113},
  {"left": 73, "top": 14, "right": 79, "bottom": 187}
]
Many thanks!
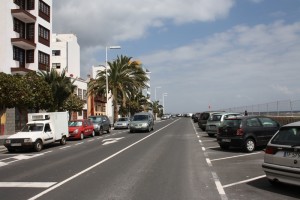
[
  {"left": 51, "top": 33, "right": 87, "bottom": 120},
  {"left": 0, "top": 0, "right": 52, "bottom": 74},
  {"left": 0, "top": 0, "right": 52, "bottom": 134},
  {"left": 51, "top": 34, "right": 80, "bottom": 78}
]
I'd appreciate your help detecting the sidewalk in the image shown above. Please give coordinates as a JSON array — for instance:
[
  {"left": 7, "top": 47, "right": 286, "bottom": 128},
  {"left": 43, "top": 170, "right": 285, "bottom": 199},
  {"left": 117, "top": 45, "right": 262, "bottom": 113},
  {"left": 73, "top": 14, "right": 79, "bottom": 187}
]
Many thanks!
[{"left": 0, "top": 135, "right": 8, "bottom": 152}]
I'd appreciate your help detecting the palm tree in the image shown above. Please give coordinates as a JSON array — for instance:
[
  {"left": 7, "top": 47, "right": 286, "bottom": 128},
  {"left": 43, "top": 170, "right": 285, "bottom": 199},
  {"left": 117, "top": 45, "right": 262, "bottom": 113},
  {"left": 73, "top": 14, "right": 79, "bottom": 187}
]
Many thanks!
[
  {"left": 150, "top": 100, "right": 163, "bottom": 120},
  {"left": 38, "top": 68, "right": 76, "bottom": 111},
  {"left": 89, "top": 55, "right": 149, "bottom": 122}
]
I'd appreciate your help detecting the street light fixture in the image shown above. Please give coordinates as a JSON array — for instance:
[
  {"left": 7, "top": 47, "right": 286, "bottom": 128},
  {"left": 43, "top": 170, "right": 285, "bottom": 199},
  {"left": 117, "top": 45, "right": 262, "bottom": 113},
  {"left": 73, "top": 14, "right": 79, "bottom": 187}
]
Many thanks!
[
  {"left": 162, "top": 93, "right": 168, "bottom": 114},
  {"left": 105, "top": 46, "right": 121, "bottom": 116},
  {"left": 154, "top": 86, "right": 161, "bottom": 101}
]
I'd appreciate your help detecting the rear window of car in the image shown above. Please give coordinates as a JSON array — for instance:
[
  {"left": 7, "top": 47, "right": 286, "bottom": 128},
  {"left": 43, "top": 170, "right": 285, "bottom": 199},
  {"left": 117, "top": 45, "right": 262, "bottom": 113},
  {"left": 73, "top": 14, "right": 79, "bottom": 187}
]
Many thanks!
[
  {"left": 133, "top": 115, "right": 148, "bottom": 121},
  {"left": 209, "top": 114, "right": 222, "bottom": 121},
  {"left": 88, "top": 117, "right": 102, "bottom": 122},
  {"left": 200, "top": 113, "right": 210, "bottom": 120},
  {"left": 223, "top": 119, "right": 241, "bottom": 127},
  {"left": 271, "top": 127, "right": 300, "bottom": 145}
]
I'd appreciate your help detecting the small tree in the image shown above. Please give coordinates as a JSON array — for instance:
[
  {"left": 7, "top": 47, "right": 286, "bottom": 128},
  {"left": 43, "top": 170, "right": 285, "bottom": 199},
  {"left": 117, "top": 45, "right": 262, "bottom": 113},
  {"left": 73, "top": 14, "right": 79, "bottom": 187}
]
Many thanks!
[{"left": 63, "top": 94, "right": 85, "bottom": 120}]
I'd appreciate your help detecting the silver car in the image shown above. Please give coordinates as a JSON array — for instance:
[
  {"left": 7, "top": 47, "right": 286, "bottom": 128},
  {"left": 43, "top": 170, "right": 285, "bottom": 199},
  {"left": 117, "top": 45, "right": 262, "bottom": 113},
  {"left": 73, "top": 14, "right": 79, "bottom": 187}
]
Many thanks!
[
  {"left": 114, "top": 117, "right": 130, "bottom": 129},
  {"left": 262, "top": 121, "right": 300, "bottom": 186},
  {"left": 130, "top": 112, "right": 154, "bottom": 133}
]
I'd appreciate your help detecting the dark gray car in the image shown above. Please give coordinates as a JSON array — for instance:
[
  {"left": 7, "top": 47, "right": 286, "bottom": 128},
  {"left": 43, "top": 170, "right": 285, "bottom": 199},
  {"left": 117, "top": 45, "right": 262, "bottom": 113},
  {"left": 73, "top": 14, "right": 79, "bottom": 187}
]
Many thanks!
[
  {"left": 88, "top": 115, "right": 111, "bottom": 135},
  {"left": 129, "top": 112, "right": 154, "bottom": 133}
]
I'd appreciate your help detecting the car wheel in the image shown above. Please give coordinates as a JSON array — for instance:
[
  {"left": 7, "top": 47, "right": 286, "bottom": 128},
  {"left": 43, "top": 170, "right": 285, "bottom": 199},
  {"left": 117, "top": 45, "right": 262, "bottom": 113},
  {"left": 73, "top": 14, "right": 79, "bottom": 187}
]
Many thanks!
[
  {"left": 107, "top": 126, "right": 111, "bottom": 134},
  {"left": 91, "top": 130, "right": 95, "bottom": 137},
  {"left": 80, "top": 133, "right": 84, "bottom": 140},
  {"left": 7, "top": 148, "right": 16, "bottom": 153},
  {"left": 34, "top": 139, "right": 43, "bottom": 152},
  {"left": 100, "top": 127, "right": 104, "bottom": 135},
  {"left": 244, "top": 138, "right": 256, "bottom": 152},
  {"left": 220, "top": 144, "right": 229, "bottom": 150},
  {"left": 60, "top": 136, "right": 67, "bottom": 145},
  {"left": 208, "top": 133, "right": 214, "bottom": 137}
]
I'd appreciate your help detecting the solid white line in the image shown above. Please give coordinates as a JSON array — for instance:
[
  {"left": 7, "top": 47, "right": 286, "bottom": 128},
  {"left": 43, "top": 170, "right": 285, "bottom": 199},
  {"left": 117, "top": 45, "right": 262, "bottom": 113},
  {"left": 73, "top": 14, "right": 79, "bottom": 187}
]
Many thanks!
[
  {"left": 223, "top": 175, "right": 266, "bottom": 188},
  {"left": 28, "top": 119, "right": 180, "bottom": 200},
  {"left": 211, "top": 172, "right": 227, "bottom": 198},
  {"left": 210, "top": 152, "right": 262, "bottom": 162},
  {"left": 0, "top": 182, "right": 57, "bottom": 188}
]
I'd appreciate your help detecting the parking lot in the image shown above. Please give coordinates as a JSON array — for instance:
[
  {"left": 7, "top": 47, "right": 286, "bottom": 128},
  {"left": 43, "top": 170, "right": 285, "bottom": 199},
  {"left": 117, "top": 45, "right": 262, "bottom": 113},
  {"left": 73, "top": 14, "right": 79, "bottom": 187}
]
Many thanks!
[{"left": 192, "top": 121, "right": 300, "bottom": 200}]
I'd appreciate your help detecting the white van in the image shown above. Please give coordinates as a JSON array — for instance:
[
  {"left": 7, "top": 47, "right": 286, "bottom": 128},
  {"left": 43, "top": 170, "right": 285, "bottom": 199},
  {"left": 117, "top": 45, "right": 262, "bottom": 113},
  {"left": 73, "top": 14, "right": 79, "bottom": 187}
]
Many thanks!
[{"left": 4, "top": 112, "right": 68, "bottom": 152}]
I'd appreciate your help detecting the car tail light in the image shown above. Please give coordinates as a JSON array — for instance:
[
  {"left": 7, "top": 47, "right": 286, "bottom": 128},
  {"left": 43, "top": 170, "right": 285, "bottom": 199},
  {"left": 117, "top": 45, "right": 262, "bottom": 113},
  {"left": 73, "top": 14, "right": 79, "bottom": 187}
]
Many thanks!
[
  {"left": 236, "top": 128, "right": 244, "bottom": 136},
  {"left": 265, "top": 146, "right": 277, "bottom": 155}
]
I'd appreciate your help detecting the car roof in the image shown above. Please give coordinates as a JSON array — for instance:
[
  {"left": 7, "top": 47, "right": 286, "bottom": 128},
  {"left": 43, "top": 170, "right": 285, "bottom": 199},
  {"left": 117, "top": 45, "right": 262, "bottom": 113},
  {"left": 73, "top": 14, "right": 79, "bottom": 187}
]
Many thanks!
[
  {"left": 134, "top": 112, "right": 151, "bottom": 115},
  {"left": 282, "top": 121, "right": 300, "bottom": 127}
]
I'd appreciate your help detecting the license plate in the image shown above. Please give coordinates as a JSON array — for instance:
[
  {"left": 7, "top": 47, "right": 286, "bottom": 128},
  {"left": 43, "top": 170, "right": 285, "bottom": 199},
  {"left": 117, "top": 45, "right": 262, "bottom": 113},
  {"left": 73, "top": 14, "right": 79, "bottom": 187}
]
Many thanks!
[
  {"left": 222, "top": 139, "right": 231, "bottom": 142},
  {"left": 284, "top": 151, "right": 300, "bottom": 159},
  {"left": 11, "top": 143, "right": 21, "bottom": 146}
]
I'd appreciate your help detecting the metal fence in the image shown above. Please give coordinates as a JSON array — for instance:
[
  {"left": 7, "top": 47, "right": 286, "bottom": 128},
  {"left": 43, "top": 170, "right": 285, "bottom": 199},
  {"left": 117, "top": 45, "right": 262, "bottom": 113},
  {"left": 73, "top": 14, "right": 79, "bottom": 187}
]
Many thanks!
[{"left": 223, "top": 100, "right": 300, "bottom": 116}]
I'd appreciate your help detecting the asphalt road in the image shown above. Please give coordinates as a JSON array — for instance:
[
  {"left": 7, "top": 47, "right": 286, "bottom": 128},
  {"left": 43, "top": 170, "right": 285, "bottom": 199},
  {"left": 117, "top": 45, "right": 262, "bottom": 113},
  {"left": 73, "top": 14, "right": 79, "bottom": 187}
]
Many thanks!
[{"left": 0, "top": 118, "right": 299, "bottom": 200}]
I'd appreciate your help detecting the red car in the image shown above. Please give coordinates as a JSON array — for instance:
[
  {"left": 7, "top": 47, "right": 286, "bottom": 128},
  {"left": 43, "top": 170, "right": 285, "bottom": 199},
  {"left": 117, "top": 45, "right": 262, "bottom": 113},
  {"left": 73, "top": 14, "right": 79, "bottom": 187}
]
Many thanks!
[{"left": 68, "top": 119, "right": 95, "bottom": 140}]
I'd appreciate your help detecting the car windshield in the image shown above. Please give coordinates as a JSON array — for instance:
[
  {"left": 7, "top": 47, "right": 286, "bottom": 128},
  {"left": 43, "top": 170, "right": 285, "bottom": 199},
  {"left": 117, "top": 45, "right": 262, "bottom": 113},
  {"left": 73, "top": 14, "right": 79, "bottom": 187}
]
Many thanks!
[
  {"left": 133, "top": 115, "right": 148, "bottom": 121},
  {"left": 88, "top": 117, "right": 102, "bottom": 123},
  {"left": 118, "top": 118, "right": 128, "bottom": 122},
  {"left": 271, "top": 127, "right": 300, "bottom": 146},
  {"left": 69, "top": 121, "right": 82, "bottom": 127},
  {"left": 21, "top": 123, "right": 44, "bottom": 132}
]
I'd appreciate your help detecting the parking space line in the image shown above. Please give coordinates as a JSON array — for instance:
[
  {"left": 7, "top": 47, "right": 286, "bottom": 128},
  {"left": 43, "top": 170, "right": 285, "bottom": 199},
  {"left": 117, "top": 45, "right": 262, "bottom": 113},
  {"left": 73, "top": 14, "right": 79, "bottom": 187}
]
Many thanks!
[
  {"left": 223, "top": 175, "right": 266, "bottom": 188},
  {"left": 206, "top": 146, "right": 220, "bottom": 149},
  {"left": 210, "top": 152, "right": 262, "bottom": 162}
]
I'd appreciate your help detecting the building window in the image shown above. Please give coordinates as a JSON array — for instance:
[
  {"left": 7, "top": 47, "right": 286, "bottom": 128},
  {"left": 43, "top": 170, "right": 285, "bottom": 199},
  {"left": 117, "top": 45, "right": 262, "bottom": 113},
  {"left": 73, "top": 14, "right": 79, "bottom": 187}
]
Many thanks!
[
  {"left": 13, "top": 46, "right": 25, "bottom": 68},
  {"left": 14, "top": 0, "right": 34, "bottom": 10},
  {"left": 26, "top": 23, "right": 35, "bottom": 42},
  {"left": 83, "top": 90, "right": 87, "bottom": 101},
  {"left": 38, "top": 25, "right": 50, "bottom": 46},
  {"left": 39, "top": 0, "right": 50, "bottom": 22},
  {"left": 78, "top": 89, "right": 83, "bottom": 100},
  {"left": 52, "top": 50, "right": 61, "bottom": 56},
  {"left": 26, "top": 49, "right": 34, "bottom": 63},
  {"left": 38, "top": 51, "right": 50, "bottom": 71},
  {"left": 13, "top": 18, "right": 25, "bottom": 38},
  {"left": 52, "top": 63, "right": 61, "bottom": 69}
]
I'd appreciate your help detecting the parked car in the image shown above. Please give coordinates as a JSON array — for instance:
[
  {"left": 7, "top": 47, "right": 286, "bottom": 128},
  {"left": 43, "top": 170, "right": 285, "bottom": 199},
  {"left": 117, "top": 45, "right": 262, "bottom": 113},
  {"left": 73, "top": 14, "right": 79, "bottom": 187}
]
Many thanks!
[
  {"left": 114, "top": 117, "right": 130, "bottom": 129},
  {"left": 206, "top": 112, "right": 243, "bottom": 137},
  {"left": 68, "top": 119, "right": 95, "bottom": 140},
  {"left": 161, "top": 114, "right": 171, "bottom": 120},
  {"left": 217, "top": 116, "right": 280, "bottom": 152},
  {"left": 262, "top": 121, "right": 300, "bottom": 186},
  {"left": 193, "top": 112, "right": 201, "bottom": 123},
  {"left": 130, "top": 112, "right": 154, "bottom": 133},
  {"left": 198, "top": 111, "right": 225, "bottom": 131},
  {"left": 88, "top": 115, "right": 111, "bottom": 135}
]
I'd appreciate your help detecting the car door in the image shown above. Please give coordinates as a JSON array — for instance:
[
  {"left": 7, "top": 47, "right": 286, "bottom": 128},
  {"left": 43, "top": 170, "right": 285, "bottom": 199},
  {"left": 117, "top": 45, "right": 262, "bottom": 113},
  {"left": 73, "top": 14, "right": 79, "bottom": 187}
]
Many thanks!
[
  {"left": 43, "top": 123, "right": 54, "bottom": 144},
  {"left": 258, "top": 117, "right": 280, "bottom": 145},
  {"left": 245, "top": 117, "right": 264, "bottom": 146}
]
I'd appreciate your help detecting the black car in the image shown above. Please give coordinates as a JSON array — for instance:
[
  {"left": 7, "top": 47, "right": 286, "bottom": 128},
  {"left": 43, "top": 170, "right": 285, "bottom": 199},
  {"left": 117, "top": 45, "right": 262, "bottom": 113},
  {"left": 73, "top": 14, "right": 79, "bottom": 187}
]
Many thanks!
[
  {"left": 193, "top": 112, "right": 201, "bottom": 123},
  {"left": 217, "top": 116, "right": 280, "bottom": 152}
]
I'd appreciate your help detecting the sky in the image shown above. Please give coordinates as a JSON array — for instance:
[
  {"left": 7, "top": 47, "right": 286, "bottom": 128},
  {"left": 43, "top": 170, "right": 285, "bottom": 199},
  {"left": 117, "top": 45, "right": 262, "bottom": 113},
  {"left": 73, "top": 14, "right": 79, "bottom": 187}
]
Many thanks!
[{"left": 52, "top": 0, "right": 300, "bottom": 114}]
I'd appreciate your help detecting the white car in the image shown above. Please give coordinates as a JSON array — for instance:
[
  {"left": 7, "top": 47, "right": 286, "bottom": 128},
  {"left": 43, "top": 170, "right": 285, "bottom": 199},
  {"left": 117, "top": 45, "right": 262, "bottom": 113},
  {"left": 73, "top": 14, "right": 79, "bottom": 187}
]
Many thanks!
[
  {"left": 262, "top": 121, "right": 300, "bottom": 186},
  {"left": 114, "top": 117, "right": 130, "bottom": 129}
]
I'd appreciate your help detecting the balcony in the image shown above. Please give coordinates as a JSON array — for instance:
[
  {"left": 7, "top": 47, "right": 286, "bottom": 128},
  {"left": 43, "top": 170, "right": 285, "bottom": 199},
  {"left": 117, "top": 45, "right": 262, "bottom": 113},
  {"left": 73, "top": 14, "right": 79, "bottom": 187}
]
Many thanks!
[
  {"left": 11, "top": 67, "right": 33, "bottom": 75},
  {"left": 11, "top": 9, "right": 36, "bottom": 23},
  {"left": 11, "top": 38, "right": 36, "bottom": 50}
]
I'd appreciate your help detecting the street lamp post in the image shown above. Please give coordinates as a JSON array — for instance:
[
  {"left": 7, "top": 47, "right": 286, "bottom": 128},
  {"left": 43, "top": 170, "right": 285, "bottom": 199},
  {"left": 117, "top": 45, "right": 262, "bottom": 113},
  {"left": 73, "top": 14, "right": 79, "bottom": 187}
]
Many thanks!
[
  {"left": 105, "top": 46, "right": 121, "bottom": 117},
  {"left": 154, "top": 86, "right": 161, "bottom": 101},
  {"left": 162, "top": 93, "right": 168, "bottom": 114}
]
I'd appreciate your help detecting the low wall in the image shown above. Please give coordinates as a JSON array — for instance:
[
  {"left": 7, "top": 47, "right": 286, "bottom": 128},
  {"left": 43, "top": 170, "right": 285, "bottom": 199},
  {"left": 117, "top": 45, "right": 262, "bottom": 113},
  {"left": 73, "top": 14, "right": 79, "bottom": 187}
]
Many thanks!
[{"left": 269, "top": 116, "right": 300, "bottom": 126}]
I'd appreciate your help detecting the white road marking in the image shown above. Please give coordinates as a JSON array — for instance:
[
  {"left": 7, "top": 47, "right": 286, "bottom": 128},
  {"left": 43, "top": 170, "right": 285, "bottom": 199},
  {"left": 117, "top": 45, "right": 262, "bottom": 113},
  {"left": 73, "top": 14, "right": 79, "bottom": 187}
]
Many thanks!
[
  {"left": 202, "top": 147, "right": 206, "bottom": 151},
  {"left": 210, "top": 152, "right": 262, "bottom": 162},
  {"left": 0, "top": 182, "right": 56, "bottom": 188},
  {"left": 75, "top": 142, "right": 84, "bottom": 145},
  {"left": 206, "top": 158, "right": 212, "bottom": 167},
  {"left": 206, "top": 146, "right": 220, "bottom": 149},
  {"left": 59, "top": 146, "right": 71, "bottom": 150},
  {"left": 212, "top": 172, "right": 227, "bottom": 200},
  {"left": 102, "top": 137, "right": 124, "bottom": 145},
  {"left": 223, "top": 175, "right": 266, "bottom": 188},
  {"left": 28, "top": 119, "right": 180, "bottom": 200},
  {"left": 87, "top": 139, "right": 94, "bottom": 142}
]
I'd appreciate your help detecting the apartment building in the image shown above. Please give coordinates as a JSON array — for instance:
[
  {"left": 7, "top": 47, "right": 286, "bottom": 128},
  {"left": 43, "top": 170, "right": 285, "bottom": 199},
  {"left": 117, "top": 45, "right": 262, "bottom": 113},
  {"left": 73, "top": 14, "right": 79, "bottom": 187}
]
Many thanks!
[
  {"left": 0, "top": 0, "right": 52, "bottom": 74},
  {"left": 0, "top": 0, "right": 52, "bottom": 135},
  {"left": 51, "top": 33, "right": 88, "bottom": 120}
]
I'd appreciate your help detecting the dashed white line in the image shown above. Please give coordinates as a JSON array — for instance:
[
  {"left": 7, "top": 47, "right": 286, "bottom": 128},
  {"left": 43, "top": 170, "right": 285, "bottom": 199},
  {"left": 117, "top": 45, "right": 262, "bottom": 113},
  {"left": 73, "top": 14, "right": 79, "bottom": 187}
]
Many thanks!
[
  {"left": 202, "top": 147, "right": 206, "bottom": 151},
  {"left": 59, "top": 146, "right": 71, "bottom": 150},
  {"left": 75, "top": 142, "right": 84, "bottom": 145},
  {"left": 206, "top": 158, "right": 212, "bottom": 167},
  {"left": 0, "top": 182, "right": 57, "bottom": 188}
]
